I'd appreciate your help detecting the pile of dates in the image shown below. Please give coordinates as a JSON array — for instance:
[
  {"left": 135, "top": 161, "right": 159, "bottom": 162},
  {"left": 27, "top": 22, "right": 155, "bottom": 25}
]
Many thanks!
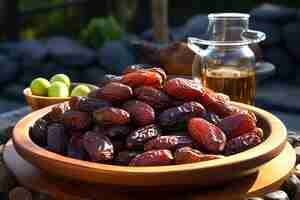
[{"left": 30, "top": 66, "right": 263, "bottom": 166}]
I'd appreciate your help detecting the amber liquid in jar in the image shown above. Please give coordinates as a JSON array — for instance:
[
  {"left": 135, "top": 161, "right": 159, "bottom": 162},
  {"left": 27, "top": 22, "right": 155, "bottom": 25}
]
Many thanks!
[{"left": 202, "top": 67, "right": 256, "bottom": 105}]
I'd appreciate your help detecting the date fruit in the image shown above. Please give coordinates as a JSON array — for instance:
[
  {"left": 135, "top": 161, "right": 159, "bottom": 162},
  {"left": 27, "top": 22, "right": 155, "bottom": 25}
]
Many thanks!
[
  {"left": 69, "top": 96, "right": 111, "bottom": 112},
  {"left": 30, "top": 119, "right": 48, "bottom": 146},
  {"left": 114, "top": 150, "right": 141, "bottom": 165},
  {"left": 93, "top": 107, "right": 130, "bottom": 125},
  {"left": 83, "top": 131, "right": 114, "bottom": 162},
  {"left": 159, "top": 102, "right": 206, "bottom": 128},
  {"left": 134, "top": 86, "right": 171, "bottom": 110},
  {"left": 62, "top": 111, "right": 91, "bottom": 130},
  {"left": 188, "top": 118, "right": 226, "bottom": 153},
  {"left": 100, "top": 82, "right": 133, "bottom": 102},
  {"left": 144, "top": 136, "right": 194, "bottom": 151},
  {"left": 68, "top": 135, "right": 85, "bottom": 160},
  {"left": 164, "top": 78, "right": 205, "bottom": 101},
  {"left": 48, "top": 103, "right": 70, "bottom": 122},
  {"left": 129, "top": 149, "right": 174, "bottom": 166},
  {"left": 122, "top": 64, "right": 152, "bottom": 74},
  {"left": 121, "top": 71, "right": 163, "bottom": 88},
  {"left": 123, "top": 100, "right": 155, "bottom": 126},
  {"left": 104, "top": 125, "right": 132, "bottom": 139},
  {"left": 126, "top": 124, "right": 161, "bottom": 149},
  {"left": 224, "top": 133, "right": 261, "bottom": 155},
  {"left": 175, "top": 147, "right": 224, "bottom": 164},
  {"left": 47, "top": 123, "right": 67, "bottom": 154},
  {"left": 217, "top": 113, "right": 256, "bottom": 139}
]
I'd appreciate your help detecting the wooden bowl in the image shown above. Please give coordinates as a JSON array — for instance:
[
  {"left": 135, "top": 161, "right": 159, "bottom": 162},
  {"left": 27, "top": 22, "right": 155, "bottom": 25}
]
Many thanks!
[
  {"left": 12, "top": 102, "right": 287, "bottom": 188},
  {"left": 23, "top": 83, "right": 99, "bottom": 111}
]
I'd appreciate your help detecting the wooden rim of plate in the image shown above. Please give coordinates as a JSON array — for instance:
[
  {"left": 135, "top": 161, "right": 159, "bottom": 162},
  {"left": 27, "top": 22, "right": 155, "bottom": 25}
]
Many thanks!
[{"left": 12, "top": 102, "right": 287, "bottom": 175}]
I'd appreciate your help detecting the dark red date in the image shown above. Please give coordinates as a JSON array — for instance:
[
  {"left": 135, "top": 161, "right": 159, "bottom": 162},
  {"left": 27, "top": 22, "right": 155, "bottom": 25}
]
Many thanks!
[
  {"left": 144, "top": 135, "right": 194, "bottom": 151},
  {"left": 129, "top": 149, "right": 174, "bottom": 166}
]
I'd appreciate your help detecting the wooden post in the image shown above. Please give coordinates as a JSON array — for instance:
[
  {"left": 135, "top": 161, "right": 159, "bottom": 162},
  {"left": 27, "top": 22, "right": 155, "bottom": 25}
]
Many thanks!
[{"left": 151, "top": 0, "right": 169, "bottom": 43}]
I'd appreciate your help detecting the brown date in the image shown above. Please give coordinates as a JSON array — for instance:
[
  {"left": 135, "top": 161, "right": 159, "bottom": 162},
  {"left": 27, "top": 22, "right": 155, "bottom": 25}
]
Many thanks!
[
  {"left": 134, "top": 86, "right": 172, "bottom": 110},
  {"left": 224, "top": 133, "right": 262, "bottom": 155},
  {"left": 68, "top": 135, "right": 86, "bottom": 160},
  {"left": 99, "top": 82, "right": 133, "bottom": 103},
  {"left": 83, "top": 131, "right": 114, "bottom": 162},
  {"left": 188, "top": 118, "right": 226, "bottom": 153},
  {"left": 175, "top": 147, "right": 224, "bottom": 164},
  {"left": 164, "top": 78, "right": 205, "bottom": 101},
  {"left": 126, "top": 124, "right": 161, "bottom": 149},
  {"left": 114, "top": 151, "right": 141, "bottom": 165},
  {"left": 48, "top": 103, "right": 70, "bottom": 122},
  {"left": 121, "top": 71, "right": 163, "bottom": 88},
  {"left": 111, "top": 140, "right": 125, "bottom": 153},
  {"left": 47, "top": 123, "right": 67, "bottom": 154},
  {"left": 69, "top": 96, "right": 112, "bottom": 112},
  {"left": 122, "top": 100, "right": 155, "bottom": 126},
  {"left": 217, "top": 113, "right": 256, "bottom": 139},
  {"left": 159, "top": 102, "right": 206, "bottom": 128},
  {"left": 93, "top": 107, "right": 130, "bottom": 125},
  {"left": 29, "top": 118, "right": 48, "bottom": 146},
  {"left": 104, "top": 125, "right": 132, "bottom": 139},
  {"left": 144, "top": 135, "right": 194, "bottom": 151},
  {"left": 62, "top": 111, "right": 91, "bottom": 130},
  {"left": 129, "top": 149, "right": 174, "bottom": 166}
]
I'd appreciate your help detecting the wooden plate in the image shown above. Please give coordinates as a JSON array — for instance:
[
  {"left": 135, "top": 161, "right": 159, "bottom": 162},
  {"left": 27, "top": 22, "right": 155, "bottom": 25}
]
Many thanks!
[{"left": 12, "top": 102, "right": 287, "bottom": 187}]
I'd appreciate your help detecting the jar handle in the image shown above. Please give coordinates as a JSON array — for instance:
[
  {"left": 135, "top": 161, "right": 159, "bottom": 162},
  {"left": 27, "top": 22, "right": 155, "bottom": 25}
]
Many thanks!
[{"left": 241, "top": 30, "right": 266, "bottom": 44}]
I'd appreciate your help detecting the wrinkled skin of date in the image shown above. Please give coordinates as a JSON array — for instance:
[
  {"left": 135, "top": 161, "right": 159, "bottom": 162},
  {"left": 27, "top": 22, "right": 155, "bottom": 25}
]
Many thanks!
[
  {"left": 121, "top": 71, "right": 163, "bottom": 88},
  {"left": 83, "top": 131, "right": 114, "bottom": 162},
  {"left": 48, "top": 103, "right": 70, "bottom": 122},
  {"left": 69, "top": 96, "right": 112, "bottom": 112},
  {"left": 144, "top": 135, "right": 194, "bottom": 151},
  {"left": 99, "top": 82, "right": 133, "bottom": 103},
  {"left": 111, "top": 140, "right": 125, "bottom": 153},
  {"left": 93, "top": 107, "right": 130, "bottom": 125},
  {"left": 159, "top": 102, "right": 206, "bottom": 128},
  {"left": 204, "top": 112, "right": 222, "bottom": 125},
  {"left": 134, "top": 86, "right": 172, "bottom": 110},
  {"left": 126, "top": 124, "right": 161, "bottom": 149},
  {"left": 30, "top": 119, "right": 48, "bottom": 146},
  {"left": 114, "top": 151, "right": 141, "bottom": 165},
  {"left": 104, "top": 125, "right": 132, "bottom": 139},
  {"left": 129, "top": 149, "right": 174, "bottom": 166},
  {"left": 122, "top": 64, "right": 152, "bottom": 74},
  {"left": 175, "top": 147, "right": 224, "bottom": 164},
  {"left": 188, "top": 118, "right": 226, "bottom": 153},
  {"left": 164, "top": 78, "right": 205, "bottom": 101},
  {"left": 224, "top": 133, "right": 262, "bottom": 155},
  {"left": 47, "top": 123, "right": 67, "bottom": 154},
  {"left": 217, "top": 113, "right": 256, "bottom": 139},
  {"left": 68, "top": 135, "right": 86, "bottom": 160},
  {"left": 122, "top": 100, "right": 155, "bottom": 126},
  {"left": 62, "top": 111, "right": 91, "bottom": 130}
]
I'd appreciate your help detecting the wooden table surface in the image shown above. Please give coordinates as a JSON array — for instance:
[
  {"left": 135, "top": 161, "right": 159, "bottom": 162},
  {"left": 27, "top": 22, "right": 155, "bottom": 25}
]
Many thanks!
[{"left": 3, "top": 140, "right": 295, "bottom": 200}]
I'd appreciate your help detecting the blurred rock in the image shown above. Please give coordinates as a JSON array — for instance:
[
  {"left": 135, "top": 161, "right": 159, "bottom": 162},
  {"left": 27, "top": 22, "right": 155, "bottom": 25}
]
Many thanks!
[
  {"left": 46, "top": 37, "right": 96, "bottom": 67},
  {"left": 98, "top": 41, "right": 136, "bottom": 75},
  {"left": 0, "top": 161, "right": 17, "bottom": 194},
  {"left": 183, "top": 15, "right": 209, "bottom": 38},
  {"left": 250, "top": 3, "right": 297, "bottom": 24},
  {"left": 264, "top": 190, "right": 289, "bottom": 200},
  {"left": 142, "top": 26, "right": 185, "bottom": 42},
  {"left": 81, "top": 67, "right": 106, "bottom": 84},
  {"left": 255, "top": 62, "right": 276, "bottom": 84},
  {"left": 1, "top": 84, "right": 25, "bottom": 101},
  {"left": 249, "top": 20, "right": 281, "bottom": 46},
  {"left": 0, "top": 55, "right": 19, "bottom": 84},
  {"left": 282, "top": 175, "right": 300, "bottom": 199},
  {"left": 15, "top": 41, "right": 48, "bottom": 68},
  {"left": 263, "top": 47, "right": 296, "bottom": 80},
  {"left": 282, "top": 22, "right": 300, "bottom": 62},
  {"left": 9, "top": 187, "right": 32, "bottom": 200}
]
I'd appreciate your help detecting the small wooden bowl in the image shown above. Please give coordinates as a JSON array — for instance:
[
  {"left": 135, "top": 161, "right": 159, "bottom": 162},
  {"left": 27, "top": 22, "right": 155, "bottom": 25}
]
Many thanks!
[
  {"left": 23, "top": 83, "right": 99, "bottom": 111},
  {"left": 13, "top": 102, "right": 287, "bottom": 188}
]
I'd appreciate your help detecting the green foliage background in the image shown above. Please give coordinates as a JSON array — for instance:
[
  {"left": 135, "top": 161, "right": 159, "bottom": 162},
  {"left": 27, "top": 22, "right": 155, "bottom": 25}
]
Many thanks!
[{"left": 10, "top": 0, "right": 300, "bottom": 41}]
